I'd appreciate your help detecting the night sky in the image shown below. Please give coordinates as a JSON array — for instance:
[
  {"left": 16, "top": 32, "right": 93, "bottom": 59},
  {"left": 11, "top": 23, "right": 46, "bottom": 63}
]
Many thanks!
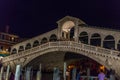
[{"left": 0, "top": 0, "right": 120, "bottom": 38}]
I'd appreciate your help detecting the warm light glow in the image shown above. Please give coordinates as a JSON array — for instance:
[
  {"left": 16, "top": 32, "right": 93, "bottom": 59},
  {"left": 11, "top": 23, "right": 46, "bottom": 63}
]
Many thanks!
[
  {"left": 0, "top": 49, "right": 9, "bottom": 54},
  {"left": 6, "top": 49, "right": 8, "bottom": 51},
  {"left": 1, "top": 50, "right": 7, "bottom": 54},
  {"left": 12, "top": 37, "right": 14, "bottom": 41},
  {"left": 100, "top": 65, "right": 105, "bottom": 71},
  {"left": 68, "top": 65, "right": 75, "bottom": 69},
  {"left": 62, "top": 21, "right": 75, "bottom": 32}
]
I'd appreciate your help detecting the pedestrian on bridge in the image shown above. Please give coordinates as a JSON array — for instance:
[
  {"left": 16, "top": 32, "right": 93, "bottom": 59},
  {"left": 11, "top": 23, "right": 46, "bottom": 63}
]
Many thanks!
[
  {"left": 76, "top": 70, "right": 81, "bottom": 80},
  {"left": 98, "top": 70, "right": 105, "bottom": 80}
]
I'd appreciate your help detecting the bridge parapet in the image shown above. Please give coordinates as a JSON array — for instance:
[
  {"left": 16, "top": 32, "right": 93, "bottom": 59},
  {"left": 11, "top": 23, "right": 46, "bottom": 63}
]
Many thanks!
[{"left": 2, "top": 41, "right": 120, "bottom": 63}]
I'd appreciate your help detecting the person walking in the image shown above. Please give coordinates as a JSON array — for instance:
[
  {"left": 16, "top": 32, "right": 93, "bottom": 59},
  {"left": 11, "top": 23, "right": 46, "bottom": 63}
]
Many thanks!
[
  {"left": 98, "top": 70, "right": 105, "bottom": 80},
  {"left": 76, "top": 70, "right": 81, "bottom": 80},
  {"left": 9, "top": 72, "right": 15, "bottom": 80}
]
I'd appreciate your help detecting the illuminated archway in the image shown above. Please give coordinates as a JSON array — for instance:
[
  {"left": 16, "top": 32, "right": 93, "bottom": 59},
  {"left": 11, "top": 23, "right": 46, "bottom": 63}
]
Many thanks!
[{"left": 62, "top": 21, "right": 75, "bottom": 40}]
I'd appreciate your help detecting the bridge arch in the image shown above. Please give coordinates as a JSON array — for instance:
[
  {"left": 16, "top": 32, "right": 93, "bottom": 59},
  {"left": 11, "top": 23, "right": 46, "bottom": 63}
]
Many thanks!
[
  {"left": 25, "top": 43, "right": 31, "bottom": 50},
  {"left": 41, "top": 37, "right": 48, "bottom": 44},
  {"left": 79, "top": 31, "right": 88, "bottom": 44},
  {"left": 22, "top": 47, "right": 114, "bottom": 78},
  {"left": 11, "top": 48, "right": 17, "bottom": 54},
  {"left": 90, "top": 33, "right": 101, "bottom": 46},
  {"left": 49, "top": 34, "right": 57, "bottom": 41},
  {"left": 22, "top": 44, "right": 111, "bottom": 70},
  {"left": 103, "top": 35, "right": 115, "bottom": 49},
  {"left": 18, "top": 46, "right": 24, "bottom": 52},
  {"left": 25, "top": 51, "right": 105, "bottom": 73},
  {"left": 33, "top": 40, "right": 39, "bottom": 47}
]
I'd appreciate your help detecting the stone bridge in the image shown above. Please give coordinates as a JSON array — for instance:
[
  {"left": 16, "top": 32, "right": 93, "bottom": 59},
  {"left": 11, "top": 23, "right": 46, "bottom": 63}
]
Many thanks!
[
  {"left": 2, "top": 41, "right": 120, "bottom": 78},
  {"left": 1, "top": 16, "right": 120, "bottom": 79}
]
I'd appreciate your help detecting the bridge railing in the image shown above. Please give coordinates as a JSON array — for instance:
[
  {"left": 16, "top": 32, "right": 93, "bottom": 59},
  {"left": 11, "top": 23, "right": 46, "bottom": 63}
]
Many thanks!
[
  {"left": 82, "top": 43, "right": 119, "bottom": 56},
  {"left": 2, "top": 41, "right": 120, "bottom": 62}
]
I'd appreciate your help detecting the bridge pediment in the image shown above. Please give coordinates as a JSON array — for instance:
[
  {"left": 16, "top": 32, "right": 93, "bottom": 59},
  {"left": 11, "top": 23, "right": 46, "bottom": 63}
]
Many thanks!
[{"left": 57, "top": 16, "right": 86, "bottom": 27}]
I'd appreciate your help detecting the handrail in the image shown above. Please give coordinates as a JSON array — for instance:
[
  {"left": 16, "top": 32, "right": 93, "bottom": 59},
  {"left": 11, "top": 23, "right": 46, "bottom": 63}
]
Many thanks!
[{"left": 2, "top": 41, "right": 120, "bottom": 63}]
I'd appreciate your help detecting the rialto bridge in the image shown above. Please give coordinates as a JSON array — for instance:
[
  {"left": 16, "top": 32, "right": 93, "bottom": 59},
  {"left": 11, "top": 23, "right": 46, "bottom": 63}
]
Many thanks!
[{"left": 1, "top": 16, "right": 120, "bottom": 78}]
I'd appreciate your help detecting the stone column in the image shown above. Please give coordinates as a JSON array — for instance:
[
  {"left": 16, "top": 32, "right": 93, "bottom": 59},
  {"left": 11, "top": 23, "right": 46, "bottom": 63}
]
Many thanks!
[
  {"left": 115, "top": 39, "right": 118, "bottom": 50},
  {"left": 57, "top": 24, "right": 62, "bottom": 40},
  {"left": 53, "top": 67, "right": 60, "bottom": 80},
  {"left": 25, "top": 67, "right": 32, "bottom": 80},
  {"left": 88, "top": 34, "right": 91, "bottom": 45},
  {"left": 63, "top": 62, "right": 67, "bottom": 80},
  {"left": 36, "top": 64, "right": 42, "bottom": 80},
  {"left": 5, "top": 65, "right": 10, "bottom": 80},
  {"left": 87, "top": 68, "right": 90, "bottom": 79},
  {"left": 101, "top": 35, "right": 105, "bottom": 47},
  {"left": 14, "top": 65, "right": 21, "bottom": 80},
  {"left": 36, "top": 71, "right": 41, "bottom": 80},
  {"left": 0, "top": 66, "right": 4, "bottom": 80},
  {"left": 74, "top": 21, "right": 79, "bottom": 42}
]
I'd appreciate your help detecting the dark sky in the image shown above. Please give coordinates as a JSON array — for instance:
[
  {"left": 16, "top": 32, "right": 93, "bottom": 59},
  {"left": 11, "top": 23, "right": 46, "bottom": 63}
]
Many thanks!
[{"left": 0, "top": 0, "right": 120, "bottom": 38}]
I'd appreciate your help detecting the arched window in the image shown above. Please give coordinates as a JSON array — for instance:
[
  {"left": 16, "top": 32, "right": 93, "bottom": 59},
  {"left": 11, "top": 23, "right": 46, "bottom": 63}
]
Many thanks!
[
  {"left": 90, "top": 33, "right": 101, "bottom": 46},
  {"left": 41, "top": 37, "right": 48, "bottom": 44},
  {"left": 18, "top": 46, "right": 24, "bottom": 52},
  {"left": 49, "top": 34, "right": 57, "bottom": 42},
  {"left": 25, "top": 43, "right": 31, "bottom": 50},
  {"left": 12, "top": 48, "right": 17, "bottom": 54},
  {"left": 79, "top": 31, "right": 88, "bottom": 44},
  {"left": 33, "top": 40, "right": 39, "bottom": 47},
  {"left": 103, "top": 35, "right": 115, "bottom": 49}
]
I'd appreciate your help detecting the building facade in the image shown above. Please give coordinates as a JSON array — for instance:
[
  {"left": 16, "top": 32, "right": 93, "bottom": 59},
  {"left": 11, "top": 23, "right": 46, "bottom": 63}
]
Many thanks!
[{"left": 0, "top": 31, "right": 20, "bottom": 56}]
